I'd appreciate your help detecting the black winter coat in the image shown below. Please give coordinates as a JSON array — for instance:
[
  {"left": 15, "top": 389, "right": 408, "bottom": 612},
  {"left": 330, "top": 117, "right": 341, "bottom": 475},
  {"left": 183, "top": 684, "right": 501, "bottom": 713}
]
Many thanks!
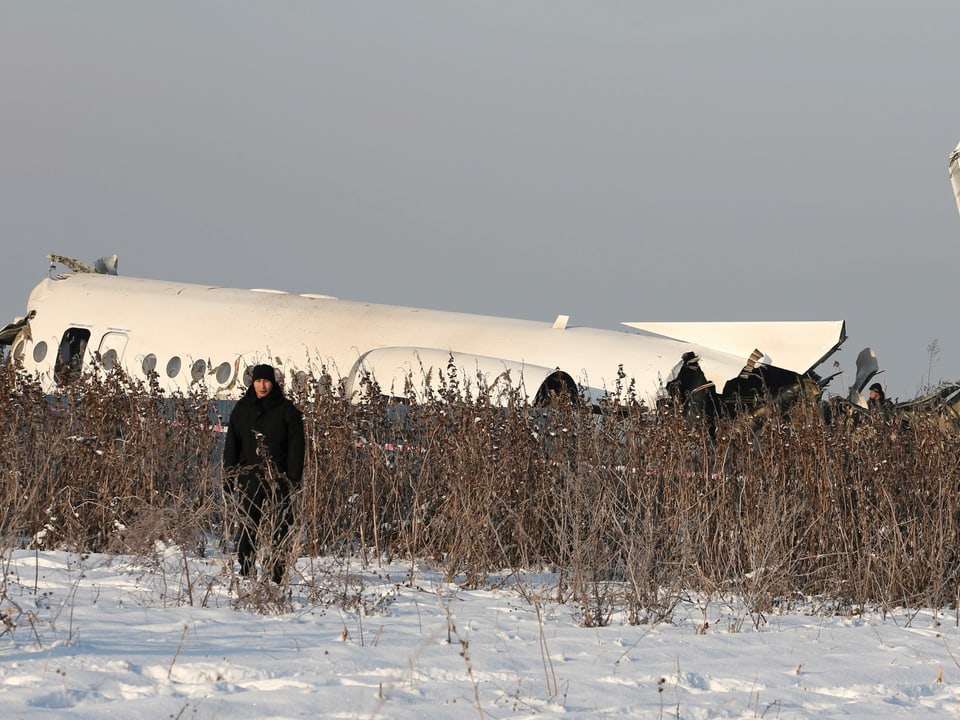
[{"left": 223, "top": 384, "right": 305, "bottom": 489}]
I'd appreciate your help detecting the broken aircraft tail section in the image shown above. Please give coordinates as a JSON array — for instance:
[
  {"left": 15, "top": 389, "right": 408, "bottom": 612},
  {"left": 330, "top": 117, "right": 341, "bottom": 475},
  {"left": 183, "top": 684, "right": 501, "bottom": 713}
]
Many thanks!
[{"left": 949, "top": 140, "right": 960, "bottom": 220}]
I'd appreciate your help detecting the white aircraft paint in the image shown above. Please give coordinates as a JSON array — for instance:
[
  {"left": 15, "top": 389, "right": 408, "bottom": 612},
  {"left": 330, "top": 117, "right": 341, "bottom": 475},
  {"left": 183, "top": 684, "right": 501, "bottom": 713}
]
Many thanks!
[
  {"left": 950, "top": 139, "right": 960, "bottom": 220},
  {"left": 8, "top": 272, "right": 846, "bottom": 407}
]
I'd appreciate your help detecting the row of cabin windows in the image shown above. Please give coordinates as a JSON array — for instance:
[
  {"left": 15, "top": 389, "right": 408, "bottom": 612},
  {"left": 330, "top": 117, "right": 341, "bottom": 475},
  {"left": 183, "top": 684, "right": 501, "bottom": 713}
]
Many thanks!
[{"left": 30, "top": 329, "right": 254, "bottom": 387}]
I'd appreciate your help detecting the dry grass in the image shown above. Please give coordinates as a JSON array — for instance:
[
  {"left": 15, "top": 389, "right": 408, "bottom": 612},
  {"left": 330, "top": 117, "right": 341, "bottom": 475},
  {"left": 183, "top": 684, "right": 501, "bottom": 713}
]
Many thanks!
[{"left": 3, "top": 360, "right": 960, "bottom": 620}]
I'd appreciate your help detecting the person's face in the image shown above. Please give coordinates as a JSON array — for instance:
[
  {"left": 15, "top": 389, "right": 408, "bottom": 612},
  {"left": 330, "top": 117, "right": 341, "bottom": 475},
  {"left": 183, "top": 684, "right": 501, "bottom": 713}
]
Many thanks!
[
  {"left": 254, "top": 378, "right": 273, "bottom": 398},
  {"left": 869, "top": 388, "right": 879, "bottom": 400}
]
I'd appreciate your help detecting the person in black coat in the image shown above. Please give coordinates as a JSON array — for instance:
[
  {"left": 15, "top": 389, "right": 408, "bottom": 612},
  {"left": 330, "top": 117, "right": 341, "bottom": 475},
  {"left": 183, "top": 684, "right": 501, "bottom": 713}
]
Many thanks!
[
  {"left": 665, "top": 351, "right": 721, "bottom": 441},
  {"left": 223, "top": 364, "right": 305, "bottom": 583},
  {"left": 867, "top": 382, "right": 894, "bottom": 418}
]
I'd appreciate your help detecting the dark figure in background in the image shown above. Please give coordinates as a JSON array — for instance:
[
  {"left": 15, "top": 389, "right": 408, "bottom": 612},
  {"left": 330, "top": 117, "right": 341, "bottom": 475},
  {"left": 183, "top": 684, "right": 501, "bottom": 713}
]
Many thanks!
[
  {"left": 666, "top": 351, "right": 721, "bottom": 440},
  {"left": 223, "top": 364, "right": 305, "bottom": 583},
  {"left": 868, "top": 382, "right": 893, "bottom": 417}
]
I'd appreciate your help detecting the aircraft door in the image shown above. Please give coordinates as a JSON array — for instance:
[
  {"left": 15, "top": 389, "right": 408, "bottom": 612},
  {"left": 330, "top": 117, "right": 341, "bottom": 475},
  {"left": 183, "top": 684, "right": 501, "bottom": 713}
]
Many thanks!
[
  {"left": 54, "top": 327, "right": 92, "bottom": 384},
  {"left": 96, "top": 332, "right": 128, "bottom": 372}
]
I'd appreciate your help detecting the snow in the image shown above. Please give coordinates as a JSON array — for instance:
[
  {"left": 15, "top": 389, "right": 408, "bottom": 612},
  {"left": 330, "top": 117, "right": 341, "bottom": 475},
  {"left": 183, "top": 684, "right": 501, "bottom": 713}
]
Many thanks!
[{"left": 2, "top": 546, "right": 960, "bottom": 719}]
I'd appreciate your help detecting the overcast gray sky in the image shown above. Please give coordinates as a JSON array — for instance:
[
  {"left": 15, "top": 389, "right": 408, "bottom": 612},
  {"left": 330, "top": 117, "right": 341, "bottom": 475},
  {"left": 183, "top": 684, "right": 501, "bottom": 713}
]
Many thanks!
[{"left": 3, "top": 2, "right": 959, "bottom": 401}]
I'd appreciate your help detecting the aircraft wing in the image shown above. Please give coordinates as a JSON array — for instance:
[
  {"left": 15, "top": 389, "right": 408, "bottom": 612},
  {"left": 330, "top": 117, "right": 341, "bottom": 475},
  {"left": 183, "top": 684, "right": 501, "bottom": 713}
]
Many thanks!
[{"left": 621, "top": 321, "right": 846, "bottom": 375}]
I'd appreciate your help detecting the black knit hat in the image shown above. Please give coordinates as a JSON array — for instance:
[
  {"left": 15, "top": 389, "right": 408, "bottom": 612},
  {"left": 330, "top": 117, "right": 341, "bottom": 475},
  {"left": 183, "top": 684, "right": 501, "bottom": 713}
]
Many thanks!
[
  {"left": 251, "top": 364, "right": 277, "bottom": 383},
  {"left": 869, "top": 382, "right": 883, "bottom": 394}
]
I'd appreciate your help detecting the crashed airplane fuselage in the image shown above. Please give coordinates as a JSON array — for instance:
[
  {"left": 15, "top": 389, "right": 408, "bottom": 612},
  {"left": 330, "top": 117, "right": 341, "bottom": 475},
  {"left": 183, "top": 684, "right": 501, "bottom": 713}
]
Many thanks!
[{"left": 2, "top": 267, "right": 847, "bottom": 412}]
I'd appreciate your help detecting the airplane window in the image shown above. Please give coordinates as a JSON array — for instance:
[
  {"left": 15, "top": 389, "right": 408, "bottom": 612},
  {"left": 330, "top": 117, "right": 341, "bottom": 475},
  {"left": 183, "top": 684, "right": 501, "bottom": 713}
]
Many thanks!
[
  {"left": 166, "top": 356, "right": 181, "bottom": 378},
  {"left": 215, "top": 362, "right": 232, "bottom": 385},
  {"left": 242, "top": 365, "right": 254, "bottom": 386},
  {"left": 101, "top": 348, "right": 118, "bottom": 371},
  {"left": 142, "top": 354, "right": 157, "bottom": 376},
  {"left": 191, "top": 359, "right": 206, "bottom": 383},
  {"left": 32, "top": 341, "right": 47, "bottom": 363}
]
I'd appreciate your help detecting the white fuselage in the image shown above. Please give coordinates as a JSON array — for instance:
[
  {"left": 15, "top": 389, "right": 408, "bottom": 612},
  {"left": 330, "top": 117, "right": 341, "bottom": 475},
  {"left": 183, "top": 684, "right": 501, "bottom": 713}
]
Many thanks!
[{"left": 11, "top": 273, "right": 845, "bottom": 407}]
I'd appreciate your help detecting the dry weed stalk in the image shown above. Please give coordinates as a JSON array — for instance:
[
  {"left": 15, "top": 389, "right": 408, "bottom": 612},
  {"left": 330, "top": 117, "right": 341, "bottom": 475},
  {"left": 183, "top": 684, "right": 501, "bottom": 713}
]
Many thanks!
[{"left": 2, "top": 362, "right": 959, "bottom": 620}]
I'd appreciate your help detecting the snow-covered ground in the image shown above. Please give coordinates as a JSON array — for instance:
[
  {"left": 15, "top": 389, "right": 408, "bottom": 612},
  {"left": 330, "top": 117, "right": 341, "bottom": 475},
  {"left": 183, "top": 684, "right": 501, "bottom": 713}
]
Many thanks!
[{"left": 2, "top": 546, "right": 959, "bottom": 719}]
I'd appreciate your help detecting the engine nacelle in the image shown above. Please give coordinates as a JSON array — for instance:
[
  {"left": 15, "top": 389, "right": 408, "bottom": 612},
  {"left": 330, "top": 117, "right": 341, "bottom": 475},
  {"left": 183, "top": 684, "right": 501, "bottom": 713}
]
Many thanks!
[{"left": 344, "top": 347, "right": 577, "bottom": 406}]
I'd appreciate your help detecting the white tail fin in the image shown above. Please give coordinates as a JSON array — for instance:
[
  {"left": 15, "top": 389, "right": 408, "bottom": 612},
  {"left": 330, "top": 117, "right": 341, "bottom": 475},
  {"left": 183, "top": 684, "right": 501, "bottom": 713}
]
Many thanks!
[{"left": 949, "top": 140, "right": 960, "bottom": 220}]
